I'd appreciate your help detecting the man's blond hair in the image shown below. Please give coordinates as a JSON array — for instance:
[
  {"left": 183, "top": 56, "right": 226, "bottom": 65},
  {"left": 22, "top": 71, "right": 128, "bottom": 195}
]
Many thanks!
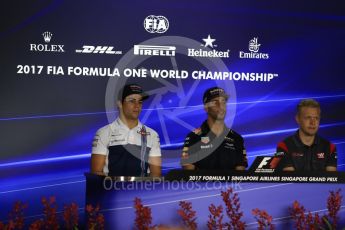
[{"left": 297, "top": 99, "right": 321, "bottom": 115}]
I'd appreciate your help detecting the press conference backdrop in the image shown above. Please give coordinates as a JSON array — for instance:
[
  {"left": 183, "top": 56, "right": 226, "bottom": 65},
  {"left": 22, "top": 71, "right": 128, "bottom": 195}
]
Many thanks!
[{"left": 1, "top": 0, "right": 345, "bottom": 228}]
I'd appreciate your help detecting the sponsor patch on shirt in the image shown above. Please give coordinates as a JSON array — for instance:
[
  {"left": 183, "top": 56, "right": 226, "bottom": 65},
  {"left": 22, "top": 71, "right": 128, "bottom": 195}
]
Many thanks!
[
  {"left": 109, "top": 139, "right": 126, "bottom": 145},
  {"left": 292, "top": 152, "right": 304, "bottom": 157},
  {"left": 200, "top": 144, "right": 213, "bottom": 149},
  {"left": 184, "top": 136, "right": 190, "bottom": 145},
  {"left": 316, "top": 152, "right": 325, "bottom": 159},
  {"left": 193, "top": 128, "right": 202, "bottom": 135},
  {"left": 224, "top": 142, "right": 235, "bottom": 149},
  {"left": 201, "top": 136, "right": 210, "bottom": 144},
  {"left": 137, "top": 127, "right": 151, "bottom": 136},
  {"left": 111, "top": 133, "right": 122, "bottom": 137},
  {"left": 224, "top": 136, "right": 234, "bottom": 142},
  {"left": 92, "top": 138, "right": 99, "bottom": 147}
]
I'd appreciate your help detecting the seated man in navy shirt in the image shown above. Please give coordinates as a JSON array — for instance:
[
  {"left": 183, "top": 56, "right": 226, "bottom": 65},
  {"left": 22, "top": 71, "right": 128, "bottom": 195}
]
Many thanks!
[
  {"left": 277, "top": 99, "right": 337, "bottom": 172},
  {"left": 91, "top": 84, "right": 162, "bottom": 177},
  {"left": 181, "top": 87, "right": 248, "bottom": 171}
]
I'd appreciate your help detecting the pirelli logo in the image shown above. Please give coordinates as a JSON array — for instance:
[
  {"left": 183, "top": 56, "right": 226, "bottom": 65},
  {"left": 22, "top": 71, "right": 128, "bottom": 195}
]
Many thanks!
[{"left": 133, "top": 45, "right": 176, "bottom": 56}]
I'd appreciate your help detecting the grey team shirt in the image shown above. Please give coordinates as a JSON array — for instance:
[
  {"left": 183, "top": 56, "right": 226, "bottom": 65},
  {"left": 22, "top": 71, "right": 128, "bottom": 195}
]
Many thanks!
[{"left": 92, "top": 118, "right": 161, "bottom": 174}]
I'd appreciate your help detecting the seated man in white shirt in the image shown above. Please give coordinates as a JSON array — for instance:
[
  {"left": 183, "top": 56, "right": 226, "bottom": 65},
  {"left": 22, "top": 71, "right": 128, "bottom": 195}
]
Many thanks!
[{"left": 91, "top": 84, "right": 161, "bottom": 177}]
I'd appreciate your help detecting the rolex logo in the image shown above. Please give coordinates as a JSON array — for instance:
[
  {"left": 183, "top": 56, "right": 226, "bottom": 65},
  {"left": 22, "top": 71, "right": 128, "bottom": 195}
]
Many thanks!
[
  {"left": 42, "top": 31, "right": 53, "bottom": 43},
  {"left": 30, "top": 31, "right": 64, "bottom": 52}
]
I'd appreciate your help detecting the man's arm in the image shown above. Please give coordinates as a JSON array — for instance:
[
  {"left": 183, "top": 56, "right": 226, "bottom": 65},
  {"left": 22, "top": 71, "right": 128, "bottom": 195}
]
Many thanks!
[
  {"left": 326, "top": 166, "right": 337, "bottom": 172},
  {"left": 183, "top": 164, "right": 195, "bottom": 170},
  {"left": 277, "top": 141, "right": 295, "bottom": 171},
  {"left": 283, "top": 166, "right": 295, "bottom": 171},
  {"left": 235, "top": 166, "right": 246, "bottom": 171},
  {"left": 91, "top": 154, "right": 106, "bottom": 175},
  {"left": 234, "top": 136, "right": 248, "bottom": 170},
  {"left": 90, "top": 126, "right": 109, "bottom": 175},
  {"left": 326, "top": 143, "right": 337, "bottom": 172},
  {"left": 147, "top": 130, "right": 162, "bottom": 177},
  {"left": 181, "top": 133, "right": 198, "bottom": 170},
  {"left": 149, "top": 156, "right": 162, "bottom": 177}
]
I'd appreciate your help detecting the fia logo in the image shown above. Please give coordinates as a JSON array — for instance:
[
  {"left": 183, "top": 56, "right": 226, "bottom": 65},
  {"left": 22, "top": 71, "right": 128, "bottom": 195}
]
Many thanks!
[
  {"left": 249, "top": 37, "right": 260, "bottom": 53},
  {"left": 144, "top": 15, "right": 169, "bottom": 33}
]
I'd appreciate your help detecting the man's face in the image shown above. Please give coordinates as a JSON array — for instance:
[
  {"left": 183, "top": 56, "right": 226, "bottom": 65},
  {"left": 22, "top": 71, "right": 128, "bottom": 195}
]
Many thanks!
[
  {"left": 205, "top": 96, "right": 227, "bottom": 121},
  {"left": 296, "top": 107, "right": 320, "bottom": 136},
  {"left": 121, "top": 94, "right": 143, "bottom": 121}
]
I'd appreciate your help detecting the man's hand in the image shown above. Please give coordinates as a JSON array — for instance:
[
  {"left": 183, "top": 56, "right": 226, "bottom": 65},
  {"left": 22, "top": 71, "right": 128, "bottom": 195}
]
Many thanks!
[
  {"left": 283, "top": 166, "right": 295, "bottom": 172},
  {"left": 235, "top": 166, "right": 246, "bottom": 171},
  {"left": 326, "top": 166, "right": 337, "bottom": 172}
]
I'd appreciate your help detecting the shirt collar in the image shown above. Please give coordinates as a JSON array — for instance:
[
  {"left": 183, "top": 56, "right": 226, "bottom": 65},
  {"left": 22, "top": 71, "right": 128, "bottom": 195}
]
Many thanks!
[
  {"left": 201, "top": 120, "right": 229, "bottom": 137},
  {"left": 115, "top": 117, "right": 142, "bottom": 131},
  {"left": 294, "top": 130, "right": 319, "bottom": 147},
  {"left": 201, "top": 120, "right": 210, "bottom": 134}
]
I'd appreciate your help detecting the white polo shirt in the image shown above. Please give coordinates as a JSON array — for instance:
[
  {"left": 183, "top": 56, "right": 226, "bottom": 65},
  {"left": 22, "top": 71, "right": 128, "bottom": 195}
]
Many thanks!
[{"left": 92, "top": 118, "right": 161, "bottom": 174}]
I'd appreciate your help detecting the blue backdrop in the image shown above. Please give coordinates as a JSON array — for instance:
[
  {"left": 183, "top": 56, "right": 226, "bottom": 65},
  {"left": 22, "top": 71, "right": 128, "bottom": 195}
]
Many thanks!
[{"left": 1, "top": 0, "right": 345, "bottom": 228}]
